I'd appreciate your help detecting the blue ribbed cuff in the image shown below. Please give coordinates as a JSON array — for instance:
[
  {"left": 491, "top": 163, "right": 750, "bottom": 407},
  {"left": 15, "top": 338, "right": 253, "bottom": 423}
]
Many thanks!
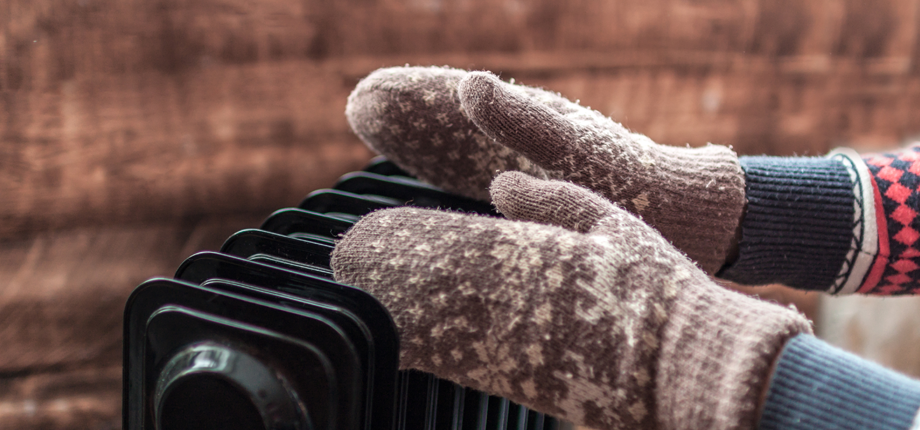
[
  {"left": 718, "top": 156, "right": 856, "bottom": 290},
  {"left": 760, "top": 334, "right": 920, "bottom": 430}
]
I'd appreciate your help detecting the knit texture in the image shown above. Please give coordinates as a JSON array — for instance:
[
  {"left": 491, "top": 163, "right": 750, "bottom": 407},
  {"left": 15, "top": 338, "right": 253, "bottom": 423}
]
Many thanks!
[
  {"left": 345, "top": 66, "right": 557, "bottom": 201},
  {"left": 760, "top": 334, "right": 920, "bottom": 430},
  {"left": 331, "top": 204, "right": 811, "bottom": 430},
  {"left": 458, "top": 71, "right": 746, "bottom": 275},
  {"left": 718, "top": 156, "right": 856, "bottom": 290},
  {"left": 490, "top": 171, "right": 621, "bottom": 235},
  {"left": 860, "top": 145, "right": 920, "bottom": 295}
]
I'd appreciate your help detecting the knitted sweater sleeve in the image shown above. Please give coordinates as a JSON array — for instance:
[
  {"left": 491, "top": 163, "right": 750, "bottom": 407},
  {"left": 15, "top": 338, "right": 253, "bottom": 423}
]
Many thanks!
[
  {"left": 759, "top": 334, "right": 920, "bottom": 430},
  {"left": 719, "top": 145, "right": 920, "bottom": 295}
]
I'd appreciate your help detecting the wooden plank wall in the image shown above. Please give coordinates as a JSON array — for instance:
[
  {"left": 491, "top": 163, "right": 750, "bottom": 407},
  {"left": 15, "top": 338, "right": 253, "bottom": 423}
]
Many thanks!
[
  {"left": 7, "top": 0, "right": 920, "bottom": 239},
  {"left": 4, "top": 0, "right": 920, "bottom": 427}
]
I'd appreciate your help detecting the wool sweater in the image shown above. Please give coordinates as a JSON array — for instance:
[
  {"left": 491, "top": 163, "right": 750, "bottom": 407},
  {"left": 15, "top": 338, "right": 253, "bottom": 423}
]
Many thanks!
[{"left": 721, "top": 145, "right": 920, "bottom": 295}]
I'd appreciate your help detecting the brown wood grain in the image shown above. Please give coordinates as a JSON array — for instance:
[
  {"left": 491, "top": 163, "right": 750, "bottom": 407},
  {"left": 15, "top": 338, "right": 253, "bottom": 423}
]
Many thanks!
[
  {"left": 0, "top": 365, "right": 121, "bottom": 430},
  {"left": 3, "top": 0, "right": 916, "bottom": 67},
  {"left": 0, "top": 215, "right": 262, "bottom": 374},
  {"left": 6, "top": 50, "right": 920, "bottom": 239},
  {"left": 4, "top": 0, "right": 920, "bottom": 240}
]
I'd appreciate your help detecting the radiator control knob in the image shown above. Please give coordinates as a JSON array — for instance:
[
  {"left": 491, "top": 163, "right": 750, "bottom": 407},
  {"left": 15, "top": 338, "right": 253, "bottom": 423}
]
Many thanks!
[{"left": 154, "top": 342, "right": 312, "bottom": 430}]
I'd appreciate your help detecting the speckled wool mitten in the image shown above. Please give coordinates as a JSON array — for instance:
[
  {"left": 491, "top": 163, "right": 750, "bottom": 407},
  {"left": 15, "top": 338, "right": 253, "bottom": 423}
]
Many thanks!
[
  {"left": 331, "top": 207, "right": 811, "bottom": 430},
  {"left": 458, "top": 72, "right": 746, "bottom": 274},
  {"left": 345, "top": 66, "right": 558, "bottom": 201}
]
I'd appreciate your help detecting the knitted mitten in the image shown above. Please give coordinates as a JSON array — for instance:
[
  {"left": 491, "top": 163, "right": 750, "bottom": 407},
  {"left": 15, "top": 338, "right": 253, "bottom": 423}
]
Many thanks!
[
  {"left": 345, "top": 66, "right": 558, "bottom": 201},
  {"left": 458, "top": 71, "right": 746, "bottom": 274},
  {"left": 331, "top": 205, "right": 811, "bottom": 430},
  {"left": 348, "top": 67, "right": 920, "bottom": 294}
]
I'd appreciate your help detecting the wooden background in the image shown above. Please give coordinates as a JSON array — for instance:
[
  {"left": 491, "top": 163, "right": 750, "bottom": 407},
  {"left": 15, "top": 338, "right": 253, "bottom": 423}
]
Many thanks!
[{"left": 4, "top": 0, "right": 920, "bottom": 427}]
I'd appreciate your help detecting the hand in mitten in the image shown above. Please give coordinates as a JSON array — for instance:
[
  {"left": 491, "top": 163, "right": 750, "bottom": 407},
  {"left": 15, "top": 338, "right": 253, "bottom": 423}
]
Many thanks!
[
  {"left": 458, "top": 72, "right": 746, "bottom": 274},
  {"left": 345, "top": 66, "right": 559, "bottom": 202},
  {"left": 331, "top": 179, "right": 810, "bottom": 430},
  {"left": 346, "top": 67, "right": 745, "bottom": 274},
  {"left": 348, "top": 66, "right": 920, "bottom": 296}
]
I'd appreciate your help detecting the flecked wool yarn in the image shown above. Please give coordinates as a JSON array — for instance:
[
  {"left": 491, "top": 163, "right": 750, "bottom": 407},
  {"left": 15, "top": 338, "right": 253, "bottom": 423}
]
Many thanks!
[
  {"left": 458, "top": 72, "right": 747, "bottom": 274},
  {"left": 332, "top": 202, "right": 811, "bottom": 430},
  {"left": 346, "top": 67, "right": 747, "bottom": 274},
  {"left": 345, "top": 66, "right": 559, "bottom": 201}
]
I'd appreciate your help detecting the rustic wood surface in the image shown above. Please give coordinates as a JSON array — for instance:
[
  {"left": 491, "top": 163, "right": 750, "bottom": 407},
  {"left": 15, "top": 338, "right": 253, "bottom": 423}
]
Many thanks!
[
  {"left": 0, "top": 215, "right": 264, "bottom": 373},
  {"left": 2, "top": 0, "right": 918, "bottom": 427},
  {"left": 0, "top": 215, "right": 264, "bottom": 429},
  {"left": 5, "top": 0, "right": 920, "bottom": 240},
  {"left": 0, "top": 365, "right": 121, "bottom": 430}
]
